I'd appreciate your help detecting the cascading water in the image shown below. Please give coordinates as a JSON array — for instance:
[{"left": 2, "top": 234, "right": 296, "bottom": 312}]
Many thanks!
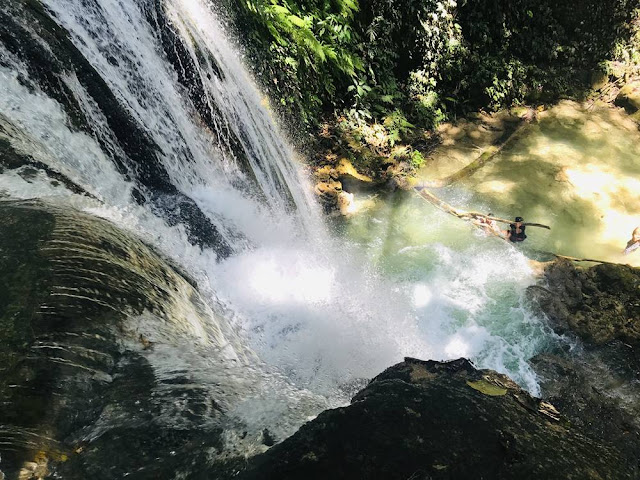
[{"left": 0, "top": 0, "right": 559, "bottom": 476}]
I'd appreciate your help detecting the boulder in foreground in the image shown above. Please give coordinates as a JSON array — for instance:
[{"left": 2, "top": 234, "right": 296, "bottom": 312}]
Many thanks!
[{"left": 238, "top": 357, "right": 631, "bottom": 480}]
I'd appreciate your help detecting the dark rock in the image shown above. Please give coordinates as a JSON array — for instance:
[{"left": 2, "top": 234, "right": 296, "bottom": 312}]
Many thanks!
[
  {"left": 531, "top": 351, "right": 640, "bottom": 473},
  {"left": 262, "top": 429, "right": 276, "bottom": 447},
  {"left": 0, "top": 139, "right": 95, "bottom": 199},
  {"left": 0, "top": 200, "right": 248, "bottom": 479},
  {"left": 528, "top": 259, "right": 640, "bottom": 347},
  {"left": 528, "top": 259, "right": 640, "bottom": 476},
  {"left": 590, "top": 69, "right": 610, "bottom": 91},
  {"left": 238, "top": 357, "right": 632, "bottom": 480},
  {"left": 314, "top": 179, "right": 343, "bottom": 214}
]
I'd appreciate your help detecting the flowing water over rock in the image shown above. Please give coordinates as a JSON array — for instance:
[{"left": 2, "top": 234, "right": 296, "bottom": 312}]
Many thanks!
[
  {"left": 2, "top": 1, "right": 634, "bottom": 478},
  {"left": 0, "top": 200, "right": 262, "bottom": 478}
]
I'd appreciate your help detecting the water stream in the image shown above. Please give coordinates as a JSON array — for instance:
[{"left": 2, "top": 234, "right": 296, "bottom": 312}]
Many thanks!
[{"left": 1, "top": 0, "right": 637, "bottom": 476}]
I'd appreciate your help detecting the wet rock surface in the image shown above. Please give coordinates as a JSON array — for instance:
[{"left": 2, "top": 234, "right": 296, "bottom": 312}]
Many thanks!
[
  {"left": 0, "top": 0, "right": 234, "bottom": 256},
  {"left": 528, "top": 259, "right": 640, "bottom": 476},
  {"left": 529, "top": 258, "right": 640, "bottom": 354},
  {"left": 531, "top": 351, "right": 640, "bottom": 474},
  {"left": 238, "top": 357, "right": 632, "bottom": 480},
  {"left": 313, "top": 158, "right": 375, "bottom": 215},
  {"left": 0, "top": 200, "right": 250, "bottom": 479}
]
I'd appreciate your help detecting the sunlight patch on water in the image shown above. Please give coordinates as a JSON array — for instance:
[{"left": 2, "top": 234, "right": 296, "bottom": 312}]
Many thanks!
[
  {"left": 412, "top": 284, "right": 433, "bottom": 308},
  {"left": 208, "top": 241, "right": 428, "bottom": 397},
  {"left": 231, "top": 250, "right": 334, "bottom": 306},
  {"left": 476, "top": 179, "right": 517, "bottom": 195},
  {"left": 564, "top": 165, "right": 640, "bottom": 255},
  {"left": 445, "top": 101, "right": 640, "bottom": 266}
]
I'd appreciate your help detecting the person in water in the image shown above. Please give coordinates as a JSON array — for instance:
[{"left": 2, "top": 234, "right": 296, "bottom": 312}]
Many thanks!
[
  {"left": 472, "top": 213, "right": 508, "bottom": 238},
  {"left": 623, "top": 226, "right": 640, "bottom": 255},
  {"left": 483, "top": 213, "right": 505, "bottom": 236},
  {"left": 507, "top": 216, "right": 527, "bottom": 242}
]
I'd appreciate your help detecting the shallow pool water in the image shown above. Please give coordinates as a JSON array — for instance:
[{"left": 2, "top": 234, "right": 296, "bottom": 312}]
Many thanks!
[
  {"left": 333, "top": 101, "right": 640, "bottom": 394},
  {"left": 332, "top": 188, "right": 555, "bottom": 395},
  {"left": 462, "top": 101, "right": 640, "bottom": 266}
]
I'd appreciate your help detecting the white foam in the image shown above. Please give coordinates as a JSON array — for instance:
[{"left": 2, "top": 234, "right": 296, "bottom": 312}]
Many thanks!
[
  {"left": 0, "top": 0, "right": 559, "bottom": 441},
  {"left": 0, "top": 63, "right": 129, "bottom": 203}
]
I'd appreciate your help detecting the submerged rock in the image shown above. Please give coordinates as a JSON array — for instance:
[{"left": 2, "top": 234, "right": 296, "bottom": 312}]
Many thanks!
[{"left": 238, "top": 357, "right": 631, "bottom": 480}]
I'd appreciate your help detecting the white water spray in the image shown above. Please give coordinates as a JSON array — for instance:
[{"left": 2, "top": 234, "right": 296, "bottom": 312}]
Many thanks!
[{"left": 0, "top": 0, "right": 556, "bottom": 440}]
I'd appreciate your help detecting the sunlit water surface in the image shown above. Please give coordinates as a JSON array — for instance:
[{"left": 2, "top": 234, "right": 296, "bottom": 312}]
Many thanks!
[{"left": 462, "top": 101, "right": 640, "bottom": 266}]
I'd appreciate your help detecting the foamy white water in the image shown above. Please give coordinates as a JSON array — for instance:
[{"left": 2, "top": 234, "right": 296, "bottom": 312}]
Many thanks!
[
  {"left": 0, "top": 0, "right": 556, "bottom": 441},
  {"left": 41, "top": 0, "right": 318, "bottom": 227}
]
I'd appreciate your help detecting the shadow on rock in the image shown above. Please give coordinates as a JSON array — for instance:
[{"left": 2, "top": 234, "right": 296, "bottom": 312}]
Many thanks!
[
  {"left": 238, "top": 357, "right": 632, "bottom": 480},
  {"left": 528, "top": 258, "right": 640, "bottom": 476}
]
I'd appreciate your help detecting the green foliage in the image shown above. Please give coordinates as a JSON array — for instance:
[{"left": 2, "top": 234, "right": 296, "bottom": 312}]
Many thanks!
[
  {"left": 224, "top": 0, "right": 640, "bottom": 138},
  {"left": 388, "top": 146, "right": 425, "bottom": 169},
  {"left": 408, "top": 70, "right": 447, "bottom": 127},
  {"left": 349, "top": 0, "right": 461, "bottom": 124},
  {"left": 331, "top": 107, "right": 426, "bottom": 177},
  {"left": 383, "top": 110, "right": 414, "bottom": 147},
  {"left": 222, "top": 0, "right": 364, "bottom": 131},
  {"left": 409, "top": 150, "right": 425, "bottom": 169},
  {"left": 335, "top": 109, "right": 415, "bottom": 154},
  {"left": 445, "top": 0, "right": 640, "bottom": 108},
  {"left": 608, "top": 8, "right": 640, "bottom": 69}
]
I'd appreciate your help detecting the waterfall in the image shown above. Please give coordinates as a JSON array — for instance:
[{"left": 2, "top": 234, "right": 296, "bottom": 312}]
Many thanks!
[
  {"left": 0, "top": 0, "right": 336, "bottom": 475},
  {"left": 0, "top": 0, "right": 557, "bottom": 477},
  {"left": 0, "top": 0, "right": 319, "bottom": 258}
]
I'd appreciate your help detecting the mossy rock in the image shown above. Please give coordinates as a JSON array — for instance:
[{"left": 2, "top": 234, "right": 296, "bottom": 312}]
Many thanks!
[
  {"left": 0, "top": 200, "right": 237, "bottom": 479},
  {"left": 531, "top": 260, "right": 640, "bottom": 346},
  {"left": 238, "top": 358, "right": 634, "bottom": 479},
  {"left": 466, "top": 379, "right": 508, "bottom": 396},
  {"left": 528, "top": 259, "right": 640, "bottom": 475},
  {"left": 615, "top": 81, "right": 640, "bottom": 113}
]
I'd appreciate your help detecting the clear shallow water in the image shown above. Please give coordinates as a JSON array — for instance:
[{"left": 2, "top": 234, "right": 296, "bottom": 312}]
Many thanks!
[{"left": 461, "top": 101, "right": 640, "bottom": 266}]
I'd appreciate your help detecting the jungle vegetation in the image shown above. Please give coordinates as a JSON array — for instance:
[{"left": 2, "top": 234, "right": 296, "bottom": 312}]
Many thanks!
[{"left": 222, "top": 0, "right": 640, "bottom": 171}]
